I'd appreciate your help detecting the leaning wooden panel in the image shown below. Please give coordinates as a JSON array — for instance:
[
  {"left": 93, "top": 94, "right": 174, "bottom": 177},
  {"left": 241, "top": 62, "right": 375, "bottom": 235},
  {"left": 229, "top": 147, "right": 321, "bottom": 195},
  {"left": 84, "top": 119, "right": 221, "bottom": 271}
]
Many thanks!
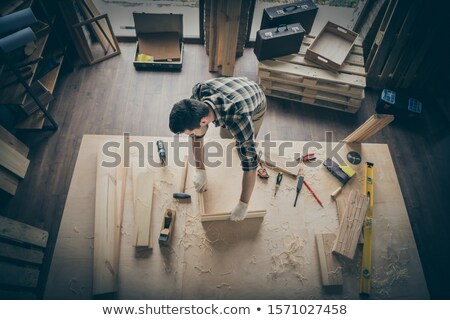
[
  {"left": 332, "top": 190, "right": 369, "bottom": 260},
  {"left": 0, "top": 166, "right": 19, "bottom": 195},
  {"left": 201, "top": 210, "right": 266, "bottom": 222},
  {"left": 93, "top": 150, "right": 124, "bottom": 295},
  {"left": 0, "top": 216, "right": 48, "bottom": 248},
  {"left": 315, "top": 233, "right": 343, "bottom": 286},
  {"left": 0, "top": 125, "right": 29, "bottom": 157}
]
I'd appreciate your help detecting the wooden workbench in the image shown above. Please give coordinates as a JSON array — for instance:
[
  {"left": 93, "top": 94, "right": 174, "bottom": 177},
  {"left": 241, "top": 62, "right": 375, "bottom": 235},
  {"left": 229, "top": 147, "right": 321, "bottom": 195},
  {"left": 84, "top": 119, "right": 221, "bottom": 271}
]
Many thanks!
[{"left": 44, "top": 135, "right": 428, "bottom": 299}]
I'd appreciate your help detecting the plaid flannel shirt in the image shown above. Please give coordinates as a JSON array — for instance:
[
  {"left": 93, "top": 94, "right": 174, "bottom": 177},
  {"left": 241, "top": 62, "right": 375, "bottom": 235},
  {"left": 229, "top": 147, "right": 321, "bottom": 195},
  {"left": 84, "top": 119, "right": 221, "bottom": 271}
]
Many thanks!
[{"left": 191, "top": 77, "right": 266, "bottom": 171}]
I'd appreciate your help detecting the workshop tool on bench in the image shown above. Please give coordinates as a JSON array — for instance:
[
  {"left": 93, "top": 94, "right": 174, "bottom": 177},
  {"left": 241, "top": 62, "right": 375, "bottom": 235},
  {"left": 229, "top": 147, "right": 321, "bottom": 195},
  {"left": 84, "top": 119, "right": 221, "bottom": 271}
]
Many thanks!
[
  {"left": 347, "top": 151, "right": 361, "bottom": 165},
  {"left": 156, "top": 140, "right": 166, "bottom": 165},
  {"left": 294, "top": 175, "right": 304, "bottom": 207},
  {"left": 274, "top": 172, "right": 283, "bottom": 197},
  {"left": 159, "top": 209, "right": 176, "bottom": 244},
  {"left": 303, "top": 179, "right": 324, "bottom": 208},
  {"left": 173, "top": 192, "right": 191, "bottom": 200},
  {"left": 360, "top": 162, "right": 374, "bottom": 296},
  {"left": 323, "top": 158, "right": 355, "bottom": 199},
  {"left": 257, "top": 150, "right": 269, "bottom": 179},
  {"left": 296, "top": 153, "right": 316, "bottom": 163}
]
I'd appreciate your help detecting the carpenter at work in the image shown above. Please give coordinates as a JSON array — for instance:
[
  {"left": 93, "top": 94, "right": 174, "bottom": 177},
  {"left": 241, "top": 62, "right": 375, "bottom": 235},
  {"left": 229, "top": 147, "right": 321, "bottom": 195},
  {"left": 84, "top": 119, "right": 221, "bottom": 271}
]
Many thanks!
[{"left": 169, "top": 77, "right": 266, "bottom": 221}]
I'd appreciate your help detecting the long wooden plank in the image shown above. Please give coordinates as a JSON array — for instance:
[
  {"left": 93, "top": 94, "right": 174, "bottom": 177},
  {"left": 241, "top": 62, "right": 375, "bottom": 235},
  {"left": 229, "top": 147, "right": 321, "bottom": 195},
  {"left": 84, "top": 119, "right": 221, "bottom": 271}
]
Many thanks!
[
  {"left": 0, "top": 125, "right": 29, "bottom": 157},
  {"left": 131, "top": 165, "right": 154, "bottom": 248},
  {"left": 0, "top": 166, "right": 19, "bottom": 195},
  {"left": 221, "top": 0, "right": 241, "bottom": 76},
  {"left": 332, "top": 190, "right": 369, "bottom": 260},
  {"left": 93, "top": 150, "right": 123, "bottom": 295},
  {"left": 343, "top": 114, "right": 394, "bottom": 143},
  {"left": 0, "top": 262, "right": 39, "bottom": 288},
  {"left": 0, "top": 241, "right": 44, "bottom": 264},
  {"left": 0, "top": 216, "right": 48, "bottom": 248},
  {"left": 259, "top": 59, "right": 366, "bottom": 88},
  {"left": 315, "top": 233, "right": 343, "bottom": 286},
  {"left": 201, "top": 210, "right": 266, "bottom": 222}
]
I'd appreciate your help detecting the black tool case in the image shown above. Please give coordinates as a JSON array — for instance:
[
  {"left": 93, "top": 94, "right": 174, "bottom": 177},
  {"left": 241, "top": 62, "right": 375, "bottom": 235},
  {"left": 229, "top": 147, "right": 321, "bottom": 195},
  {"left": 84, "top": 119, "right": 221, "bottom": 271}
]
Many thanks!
[
  {"left": 260, "top": 0, "right": 318, "bottom": 34},
  {"left": 254, "top": 23, "right": 305, "bottom": 61}
]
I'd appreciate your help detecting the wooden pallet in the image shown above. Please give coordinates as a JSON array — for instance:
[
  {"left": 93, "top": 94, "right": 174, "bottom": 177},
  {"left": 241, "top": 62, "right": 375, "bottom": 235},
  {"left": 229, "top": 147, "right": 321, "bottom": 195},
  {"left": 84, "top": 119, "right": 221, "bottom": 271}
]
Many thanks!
[{"left": 258, "top": 34, "right": 366, "bottom": 113}]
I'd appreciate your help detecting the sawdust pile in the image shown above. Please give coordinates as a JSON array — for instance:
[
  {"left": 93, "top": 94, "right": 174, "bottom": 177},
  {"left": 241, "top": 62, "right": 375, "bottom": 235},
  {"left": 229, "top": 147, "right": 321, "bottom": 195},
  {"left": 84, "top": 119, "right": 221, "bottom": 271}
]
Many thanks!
[{"left": 267, "top": 234, "right": 309, "bottom": 284}]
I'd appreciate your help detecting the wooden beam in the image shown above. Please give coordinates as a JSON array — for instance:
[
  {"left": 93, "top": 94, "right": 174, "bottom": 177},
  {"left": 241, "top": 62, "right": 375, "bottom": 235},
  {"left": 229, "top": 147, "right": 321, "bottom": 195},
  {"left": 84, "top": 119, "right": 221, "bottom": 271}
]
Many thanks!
[
  {"left": 0, "top": 139, "right": 30, "bottom": 178},
  {"left": 332, "top": 190, "right": 369, "bottom": 260},
  {"left": 0, "top": 216, "right": 48, "bottom": 248},
  {"left": 0, "top": 262, "right": 39, "bottom": 288},
  {"left": 0, "top": 241, "right": 44, "bottom": 264},
  {"left": 201, "top": 210, "right": 266, "bottom": 222},
  {"left": 0, "top": 125, "right": 29, "bottom": 157},
  {"left": 315, "top": 233, "right": 343, "bottom": 286},
  {"left": 93, "top": 149, "right": 125, "bottom": 295},
  {"left": 221, "top": 0, "right": 241, "bottom": 76},
  {"left": 131, "top": 165, "right": 154, "bottom": 248},
  {"left": 342, "top": 114, "right": 394, "bottom": 143}
]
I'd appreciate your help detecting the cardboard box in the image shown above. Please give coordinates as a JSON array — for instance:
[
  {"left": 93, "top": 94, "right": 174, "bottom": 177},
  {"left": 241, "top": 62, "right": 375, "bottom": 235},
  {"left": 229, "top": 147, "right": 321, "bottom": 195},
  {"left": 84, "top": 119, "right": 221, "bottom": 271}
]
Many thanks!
[{"left": 133, "top": 13, "right": 183, "bottom": 71}]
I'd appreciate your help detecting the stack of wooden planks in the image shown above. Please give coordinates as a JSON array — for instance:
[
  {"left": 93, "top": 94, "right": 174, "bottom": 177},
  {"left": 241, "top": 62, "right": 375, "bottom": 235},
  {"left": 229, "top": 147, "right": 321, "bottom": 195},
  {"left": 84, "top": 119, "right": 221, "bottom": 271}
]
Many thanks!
[
  {"left": 258, "top": 35, "right": 366, "bottom": 113},
  {"left": 0, "top": 125, "right": 30, "bottom": 195},
  {"left": 0, "top": 215, "right": 48, "bottom": 299},
  {"left": 343, "top": 114, "right": 394, "bottom": 143}
]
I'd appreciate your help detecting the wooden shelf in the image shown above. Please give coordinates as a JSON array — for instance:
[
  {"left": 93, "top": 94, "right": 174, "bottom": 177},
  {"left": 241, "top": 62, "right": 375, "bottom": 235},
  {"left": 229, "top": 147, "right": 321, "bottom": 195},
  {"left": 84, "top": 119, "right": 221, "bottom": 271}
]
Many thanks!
[{"left": 0, "top": 30, "right": 50, "bottom": 105}]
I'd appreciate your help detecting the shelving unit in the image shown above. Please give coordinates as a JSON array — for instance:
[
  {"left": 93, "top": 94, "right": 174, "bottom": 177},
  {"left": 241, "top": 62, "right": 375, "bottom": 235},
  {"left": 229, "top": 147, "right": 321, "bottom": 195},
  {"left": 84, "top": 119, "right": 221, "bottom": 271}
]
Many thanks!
[{"left": 0, "top": 0, "right": 68, "bottom": 131}]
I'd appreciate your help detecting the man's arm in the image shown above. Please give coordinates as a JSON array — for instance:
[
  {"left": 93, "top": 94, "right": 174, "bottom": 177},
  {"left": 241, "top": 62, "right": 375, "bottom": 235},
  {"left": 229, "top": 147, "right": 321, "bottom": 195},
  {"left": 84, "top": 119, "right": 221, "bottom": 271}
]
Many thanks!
[
  {"left": 191, "top": 136, "right": 205, "bottom": 169},
  {"left": 240, "top": 169, "right": 256, "bottom": 204}
]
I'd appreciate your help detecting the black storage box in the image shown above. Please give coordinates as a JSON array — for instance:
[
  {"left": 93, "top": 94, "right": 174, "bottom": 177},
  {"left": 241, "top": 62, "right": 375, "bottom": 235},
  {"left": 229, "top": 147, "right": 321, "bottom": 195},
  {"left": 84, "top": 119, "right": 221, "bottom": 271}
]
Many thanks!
[
  {"left": 376, "top": 89, "right": 422, "bottom": 118},
  {"left": 254, "top": 23, "right": 305, "bottom": 61},
  {"left": 133, "top": 12, "right": 184, "bottom": 71},
  {"left": 260, "top": 0, "right": 318, "bottom": 34}
]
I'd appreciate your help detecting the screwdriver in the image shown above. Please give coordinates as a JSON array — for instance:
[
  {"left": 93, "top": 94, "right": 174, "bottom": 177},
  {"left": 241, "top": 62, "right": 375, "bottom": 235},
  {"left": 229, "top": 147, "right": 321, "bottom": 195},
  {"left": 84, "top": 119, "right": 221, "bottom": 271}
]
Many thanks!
[
  {"left": 294, "top": 176, "right": 304, "bottom": 207},
  {"left": 274, "top": 172, "right": 283, "bottom": 197}
]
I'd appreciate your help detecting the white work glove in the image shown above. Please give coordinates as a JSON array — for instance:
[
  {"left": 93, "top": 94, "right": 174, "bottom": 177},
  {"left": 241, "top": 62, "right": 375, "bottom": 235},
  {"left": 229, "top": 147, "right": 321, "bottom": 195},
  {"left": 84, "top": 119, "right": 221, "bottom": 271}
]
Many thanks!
[
  {"left": 193, "top": 168, "right": 207, "bottom": 192},
  {"left": 230, "top": 201, "right": 249, "bottom": 221}
]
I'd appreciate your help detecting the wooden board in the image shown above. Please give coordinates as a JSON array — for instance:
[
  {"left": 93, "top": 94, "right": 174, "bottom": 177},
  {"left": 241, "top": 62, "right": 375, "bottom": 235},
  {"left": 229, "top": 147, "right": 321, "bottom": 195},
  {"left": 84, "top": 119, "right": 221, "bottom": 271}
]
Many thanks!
[
  {"left": 0, "top": 166, "right": 19, "bottom": 195},
  {"left": 0, "top": 216, "right": 48, "bottom": 248},
  {"left": 332, "top": 190, "right": 369, "bottom": 260},
  {"left": 0, "top": 241, "right": 44, "bottom": 264},
  {"left": 343, "top": 114, "right": 395, "bottom": 143},
  {"left": 0, "top": 262, "right": 39, "bottom": 288},
  {"left": 0, "top": 135, "right": 30, "bottom": 179},
  {"left": 93, "top": 149, "right": 124, "bottom": 295},
  {"left": 0, "top": 125, "right": 29, "bottom": 157},
  {"left": 45, "top": 135, "right": 429, "bottom": 299},
  {"left": 315, "top": 233, "right": 343, "bottom": 286},
  {"left": 131, "top": 164, "right": 154, "bottom": 248}
]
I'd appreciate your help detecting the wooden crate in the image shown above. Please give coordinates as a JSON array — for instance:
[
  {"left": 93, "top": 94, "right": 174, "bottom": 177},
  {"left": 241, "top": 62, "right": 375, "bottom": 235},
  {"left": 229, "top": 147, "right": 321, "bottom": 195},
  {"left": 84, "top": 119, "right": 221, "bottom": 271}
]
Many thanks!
[
  {"left": 306, "top": 21, "right": 359, "bottom": 71},
  {"left": 258, "top": 34, "right": 366, "bottom": 113}
]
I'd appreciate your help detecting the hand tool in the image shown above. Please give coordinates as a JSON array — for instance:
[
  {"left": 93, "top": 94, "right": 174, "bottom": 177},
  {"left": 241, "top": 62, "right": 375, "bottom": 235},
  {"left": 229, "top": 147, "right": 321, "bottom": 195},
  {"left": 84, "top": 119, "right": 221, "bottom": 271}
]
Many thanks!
[
  {"left": 296, "top": 153, "right": 316, "bottom": 163},
  {"left": 156, "top": 140, "right": 166, "bottom": 165},
  {"left": 294, "top": 175, "right": 304, "bottom": 207},
  {"left": 303, "top": 179, "right": 323, "bottom": 207},
  {"left": 274, "top": 172, "right": 283, "bottom": 197},
  {"left": 360, "top": 162, "right": 374, "bottom": 296},
  {"left": 257, "top": 150, "right": 269, "bottom": 179},
  {"left": 347, "top": 151, "right": 361, "bottom": 165},
  {"left": 323, "top": 158, "right": 355, "bottom": 199},
  {"left": 173, "top": 192, "right": 191, "bottom": 199},
  {"left": 159, "top": 209, "right": 176, "bottom": 244}
]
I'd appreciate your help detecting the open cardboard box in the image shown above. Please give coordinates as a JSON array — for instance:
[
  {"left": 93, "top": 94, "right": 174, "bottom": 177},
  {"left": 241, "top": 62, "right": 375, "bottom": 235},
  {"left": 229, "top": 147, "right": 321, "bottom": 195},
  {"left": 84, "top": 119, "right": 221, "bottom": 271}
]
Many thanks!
[{"left": 133, "top": 12, "right": 184, "bottom": 71}]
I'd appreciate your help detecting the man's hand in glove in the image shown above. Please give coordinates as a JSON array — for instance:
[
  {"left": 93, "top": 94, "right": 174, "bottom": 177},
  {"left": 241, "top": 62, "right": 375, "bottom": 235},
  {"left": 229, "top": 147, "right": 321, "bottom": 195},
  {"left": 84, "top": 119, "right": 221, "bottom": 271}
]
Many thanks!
[
  {"left": 193, "top": 168, "right": 207, "bottom": 192},
  {"left": 230, "top": 201, "right": 248, "bottom": 221}
]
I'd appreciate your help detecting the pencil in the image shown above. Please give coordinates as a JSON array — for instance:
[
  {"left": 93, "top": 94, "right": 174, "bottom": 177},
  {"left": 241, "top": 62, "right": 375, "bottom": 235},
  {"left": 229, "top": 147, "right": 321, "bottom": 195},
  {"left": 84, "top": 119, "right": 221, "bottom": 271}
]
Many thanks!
[{"left": 303, "top": 180, "right": 324, "bottom": 208}]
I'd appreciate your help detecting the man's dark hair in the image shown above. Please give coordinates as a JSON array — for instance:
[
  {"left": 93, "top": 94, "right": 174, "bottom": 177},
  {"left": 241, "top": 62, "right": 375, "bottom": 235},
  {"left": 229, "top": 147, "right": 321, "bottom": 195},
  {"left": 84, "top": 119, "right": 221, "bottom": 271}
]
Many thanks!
[{"left": 169, "top": 99, "right": 210, "bottom": 134}]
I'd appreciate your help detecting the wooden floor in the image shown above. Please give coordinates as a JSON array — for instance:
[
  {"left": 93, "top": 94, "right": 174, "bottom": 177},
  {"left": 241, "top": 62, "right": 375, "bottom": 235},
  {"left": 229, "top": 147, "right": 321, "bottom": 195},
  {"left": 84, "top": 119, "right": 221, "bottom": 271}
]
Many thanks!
[{"left": 1, "top": 43, "right": 449, "bottom": 299}]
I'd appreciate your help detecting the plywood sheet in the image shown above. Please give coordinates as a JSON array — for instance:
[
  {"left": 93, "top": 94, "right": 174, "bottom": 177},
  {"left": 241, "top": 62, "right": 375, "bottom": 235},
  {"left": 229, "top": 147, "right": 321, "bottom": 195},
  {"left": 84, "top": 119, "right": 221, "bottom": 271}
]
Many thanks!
[{"left": 45, "top": 135, "right": 428, "bottom": 299}]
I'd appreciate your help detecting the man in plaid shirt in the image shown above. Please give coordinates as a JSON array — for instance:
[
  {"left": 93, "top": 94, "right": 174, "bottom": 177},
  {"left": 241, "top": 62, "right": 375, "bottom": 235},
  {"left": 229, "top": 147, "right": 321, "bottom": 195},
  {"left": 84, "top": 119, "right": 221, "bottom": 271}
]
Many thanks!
[{"left": 169, "top": 77, "right": 266, "bottom": 221}]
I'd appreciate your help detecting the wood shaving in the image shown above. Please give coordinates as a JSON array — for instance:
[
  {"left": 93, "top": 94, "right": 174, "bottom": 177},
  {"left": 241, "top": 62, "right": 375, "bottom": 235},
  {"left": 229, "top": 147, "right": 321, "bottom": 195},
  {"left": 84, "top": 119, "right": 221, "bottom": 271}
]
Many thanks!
[
  {"left": 250, "top": 255, "right": 257, "bottom": 264},
  {"left": 194, "top": 266, "right": 212, "bottom": 275},
  {"left": 73, "top": 226, "right": 80, "bottom": 233},
  {"left": 216, "top": 283, "right": 231, "bottom": 289}
]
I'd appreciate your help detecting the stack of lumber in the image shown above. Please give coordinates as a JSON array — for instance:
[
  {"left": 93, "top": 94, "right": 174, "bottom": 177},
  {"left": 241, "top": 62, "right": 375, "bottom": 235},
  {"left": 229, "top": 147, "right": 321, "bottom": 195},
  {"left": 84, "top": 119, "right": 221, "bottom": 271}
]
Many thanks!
[
  {"left": 258, "top": 35, "right": 366, "bottom": 113},
  {"left": 343, "top": 114, "right": 394, "bottom": 143},
  {"left": 0, "top": 215, "right": 48, "bottom": 299},
  {"left": 0, "top": 125, "right": 29, "bottom": 195}
]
